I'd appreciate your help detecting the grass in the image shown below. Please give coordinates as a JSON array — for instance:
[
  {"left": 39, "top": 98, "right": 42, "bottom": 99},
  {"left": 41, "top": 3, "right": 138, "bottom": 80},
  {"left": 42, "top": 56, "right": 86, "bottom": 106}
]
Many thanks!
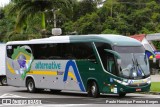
[{"left": 150, "top": 82, "right": 160, "bottom": 92}]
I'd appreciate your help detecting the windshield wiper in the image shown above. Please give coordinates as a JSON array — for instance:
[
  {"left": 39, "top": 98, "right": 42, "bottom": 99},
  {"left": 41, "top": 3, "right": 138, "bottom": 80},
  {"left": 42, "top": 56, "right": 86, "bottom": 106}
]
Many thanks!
[
  {"left": 135, "top": 59, "right": 146, "bottom": 78},
  {"left": 129, "top": 58, "right": 146, "bottom": 79}
]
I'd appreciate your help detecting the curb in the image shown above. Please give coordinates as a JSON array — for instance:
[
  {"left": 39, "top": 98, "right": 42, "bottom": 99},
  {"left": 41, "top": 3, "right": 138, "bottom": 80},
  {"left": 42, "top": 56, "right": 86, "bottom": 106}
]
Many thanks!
[
  {"left": 138, "top": 92, "right": 160, "bottom": 95},
  {"left": 148, "top": 91, "right": 160, "bottom": 95}
]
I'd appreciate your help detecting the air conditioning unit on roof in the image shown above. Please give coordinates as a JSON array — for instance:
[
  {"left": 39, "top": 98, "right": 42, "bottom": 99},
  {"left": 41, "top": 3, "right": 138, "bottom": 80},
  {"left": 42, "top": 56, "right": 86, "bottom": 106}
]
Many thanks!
[{"left": 52, "top": 28, "right": 62, "bottom": 36}]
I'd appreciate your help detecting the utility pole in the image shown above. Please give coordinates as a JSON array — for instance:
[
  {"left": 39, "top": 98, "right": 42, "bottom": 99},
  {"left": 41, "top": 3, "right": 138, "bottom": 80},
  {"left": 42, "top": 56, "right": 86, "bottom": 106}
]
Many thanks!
[
  {"left": 51, "top": 9, "right": 57, "bottom": 28},
  {"left": 53, "top": 10, "right": 56, "bottom": 28}
]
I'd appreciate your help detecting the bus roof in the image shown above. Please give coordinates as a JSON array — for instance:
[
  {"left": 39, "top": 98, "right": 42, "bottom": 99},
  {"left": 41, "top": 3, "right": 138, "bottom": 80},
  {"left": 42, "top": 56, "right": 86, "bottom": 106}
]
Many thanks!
[{"left": 6, "top": 34, "right": 142, "bottom": 46}]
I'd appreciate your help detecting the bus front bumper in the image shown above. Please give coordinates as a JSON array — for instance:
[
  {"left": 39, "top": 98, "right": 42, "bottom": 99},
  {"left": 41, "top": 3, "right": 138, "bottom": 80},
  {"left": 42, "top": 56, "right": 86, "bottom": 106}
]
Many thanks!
[
  {"left": 118, "top": 83, "right": 151, "bottom": 93},
  {"left": 102, "top": 77, "right": 151, "bottom": 94}
]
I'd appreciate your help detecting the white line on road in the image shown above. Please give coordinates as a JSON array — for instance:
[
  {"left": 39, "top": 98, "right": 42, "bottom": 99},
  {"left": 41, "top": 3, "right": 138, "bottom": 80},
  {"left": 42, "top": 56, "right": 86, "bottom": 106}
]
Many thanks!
[
  {"left": 0, "top": 104, "right": 89, "bottom": 107},
  {"left": 27, "top": 104, "right": 89, "bottom": 107},
  {"left": 0, "top": 93, "right": 26, "bottom": 98}
]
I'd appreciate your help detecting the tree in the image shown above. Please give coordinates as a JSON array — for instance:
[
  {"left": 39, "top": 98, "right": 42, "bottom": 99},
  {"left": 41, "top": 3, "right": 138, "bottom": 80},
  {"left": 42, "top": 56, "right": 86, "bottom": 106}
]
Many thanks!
[
  {"left": 74, "top": 13, "right": 102, "bottom": 34},
  {"left": 71, "top": 0, "right": 97, "bottom": 21},
  {"left": 9, "top": 0, "right": 74, "bottom": 33},
  {"left": 0, "top": 4, "right": 16, "bottom": 42}
]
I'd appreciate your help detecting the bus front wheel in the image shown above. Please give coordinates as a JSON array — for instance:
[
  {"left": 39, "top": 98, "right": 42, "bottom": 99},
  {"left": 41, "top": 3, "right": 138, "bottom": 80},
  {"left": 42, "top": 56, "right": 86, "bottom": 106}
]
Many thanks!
[
  {"left": 88, "top": 81, "right": 100, "bottom": 98},
  {"left": 0, "top": 77, "right": 7, "bottom": 86},
  {"left": 27, "top": 79, "right": 36, "bottom": 93}
]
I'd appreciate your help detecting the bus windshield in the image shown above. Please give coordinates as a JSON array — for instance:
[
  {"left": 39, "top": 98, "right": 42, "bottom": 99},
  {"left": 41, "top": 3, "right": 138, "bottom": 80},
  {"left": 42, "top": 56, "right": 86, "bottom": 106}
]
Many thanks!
[{"left": 114, "top": 46, "right": 150, "bottom": 79}]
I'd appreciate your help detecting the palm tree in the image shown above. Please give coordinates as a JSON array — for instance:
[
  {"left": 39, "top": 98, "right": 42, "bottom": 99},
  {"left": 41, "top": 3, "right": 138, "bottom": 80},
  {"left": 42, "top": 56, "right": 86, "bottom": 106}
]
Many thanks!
[{"left": 9, "top": 0, "right": 74, "bottom": 33}]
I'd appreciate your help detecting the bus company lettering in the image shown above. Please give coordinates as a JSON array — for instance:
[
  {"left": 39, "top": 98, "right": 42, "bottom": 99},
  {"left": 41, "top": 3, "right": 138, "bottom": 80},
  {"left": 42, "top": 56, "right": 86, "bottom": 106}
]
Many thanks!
[{"left": 35, "top": 61, "right": 61, "bottom": 70}]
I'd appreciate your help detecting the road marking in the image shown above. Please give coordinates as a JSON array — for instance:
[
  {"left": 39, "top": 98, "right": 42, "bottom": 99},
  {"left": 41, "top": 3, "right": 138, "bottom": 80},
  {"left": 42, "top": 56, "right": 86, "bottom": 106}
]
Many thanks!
[
  {"left": 0, "top": 93, "right": 26, "bottom": 98},
  {"left": 27, "top": 104, "right": 89, "bottom": 107}
]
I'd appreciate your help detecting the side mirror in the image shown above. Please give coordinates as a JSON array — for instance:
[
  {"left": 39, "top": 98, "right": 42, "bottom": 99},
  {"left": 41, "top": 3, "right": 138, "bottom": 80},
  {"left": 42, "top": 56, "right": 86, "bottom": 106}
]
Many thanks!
[
  {"left": 104, "top": 49, "right": 121, "bottom": 64},
  {"left": 104, "top": 49, "right": 121, "bottom": 59},
  {"left": 145, "top": 50, "right": 156, "bottom": 63},
  {"left": 117, "top": 59, "right": 121, "bottom": 65}
]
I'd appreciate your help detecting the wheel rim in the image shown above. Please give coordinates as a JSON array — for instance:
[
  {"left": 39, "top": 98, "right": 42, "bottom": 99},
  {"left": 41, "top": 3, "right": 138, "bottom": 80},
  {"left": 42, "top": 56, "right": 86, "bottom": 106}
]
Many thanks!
[
  {"left": 2, "top": 78, "right": 7, "bottom": 85},
  {"left": 28, "top": 82, "right": 33, "bottom": 91},
  {"left": 91, "top": 84, "right": 96, "bottom": 95}
]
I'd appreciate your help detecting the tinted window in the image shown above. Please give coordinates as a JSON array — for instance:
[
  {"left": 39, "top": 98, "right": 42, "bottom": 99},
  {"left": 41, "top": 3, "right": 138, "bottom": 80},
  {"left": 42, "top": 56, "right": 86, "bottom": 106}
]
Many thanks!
[
  {"left": 33, "top": 43, "right": 96, "bottom": 60},
  {"left": 95, "top": 43, "right": 117, "bottom": 75},
  {"left": 7, "top": 43, "right": 96, "bottom": 61},
  {"left": 7, "top": 45, "right": 32, "bottom": 59},
  {"left": 7, "top": 45, "right": 15, "bottom": 58},
  {"left": 60, "top": 43, "right": 96, "bottom": 60},
  {"left": 33, "top": 44, "right": 61, "bottom": 59},
  {"left": 114, "top": 46, "right": 145, "bottom": 53},
  {"left": 95, "top": 43, "right": 112, "bottom": 56}
]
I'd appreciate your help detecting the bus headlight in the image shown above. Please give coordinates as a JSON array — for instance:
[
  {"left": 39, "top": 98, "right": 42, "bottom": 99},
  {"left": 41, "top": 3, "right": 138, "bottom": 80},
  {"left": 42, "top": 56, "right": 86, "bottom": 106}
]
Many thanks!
[
  {"left": 114, "top": 76, "right": 151, "bottom": 86},
  {"left": 114, "top": 79, "right": 129, "bottom": 85},
  {"left": 146, "top": 77, "right": 151, "bottom": 84}
]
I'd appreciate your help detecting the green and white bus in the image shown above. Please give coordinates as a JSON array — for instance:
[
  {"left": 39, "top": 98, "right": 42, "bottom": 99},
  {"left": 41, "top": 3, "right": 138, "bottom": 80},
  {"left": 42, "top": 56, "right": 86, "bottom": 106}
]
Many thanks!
[{"left": 6, "top": 34, "right": 154, "bottom": 97}]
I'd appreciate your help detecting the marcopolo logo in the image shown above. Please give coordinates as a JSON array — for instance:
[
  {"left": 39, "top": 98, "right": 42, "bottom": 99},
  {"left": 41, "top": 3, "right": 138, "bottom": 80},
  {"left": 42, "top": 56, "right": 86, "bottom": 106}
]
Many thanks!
[{"left": 35, "top": 61, "right": 61, "bottom": 70}]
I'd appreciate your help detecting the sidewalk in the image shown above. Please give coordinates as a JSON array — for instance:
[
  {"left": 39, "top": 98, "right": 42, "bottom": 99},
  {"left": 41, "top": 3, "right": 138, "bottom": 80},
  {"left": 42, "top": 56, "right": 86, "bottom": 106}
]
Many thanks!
[{"left": 151, "top": 75, "right": 160, "bottom": 82}]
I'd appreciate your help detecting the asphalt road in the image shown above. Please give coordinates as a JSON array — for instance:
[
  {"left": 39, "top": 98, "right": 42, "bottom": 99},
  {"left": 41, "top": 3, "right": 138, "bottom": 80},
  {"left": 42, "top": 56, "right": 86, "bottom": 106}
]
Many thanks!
[{"left": 0, "top": 86, "right": 160, "bottom": 107}]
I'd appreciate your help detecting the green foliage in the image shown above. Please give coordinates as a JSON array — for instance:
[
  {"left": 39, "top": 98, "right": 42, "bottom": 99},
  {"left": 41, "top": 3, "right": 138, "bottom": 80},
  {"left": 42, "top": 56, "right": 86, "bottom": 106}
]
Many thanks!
[
  {"left": 0, "top": 4, "right": 16, "bottom": 42},
  {"left": 0, "top": 0, "right": 75, "bottom": 41},
  {"left": 1, "top": 0, "right": 160, "bottom": 49},
  {"left": 102, "top": 29, "right": 118, "bottom": 34},
  {"left": 70, "top": 0, "right": 97, "bottom": 21},
  {"left": 9, "top": 0, "right": 71, "bottom": 31},
  {"left": 153, "top": 41, "right": 160, "bottom": 50},
  {"left": 62, "top": 21, "right": 74, "bottom": 34},
  {"left": 151, "top": 82, "right": 160, "bottom": 92},
  {"left": 74, "top": 13, "right": 102, "bottom": 34}
]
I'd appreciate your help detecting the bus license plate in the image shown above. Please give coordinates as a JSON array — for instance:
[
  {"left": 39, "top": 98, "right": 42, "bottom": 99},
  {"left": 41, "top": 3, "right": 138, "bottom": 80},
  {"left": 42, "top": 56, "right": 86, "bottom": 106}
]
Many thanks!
[{"left": 136, "top": 88, "right": 141, "bottom": 91}]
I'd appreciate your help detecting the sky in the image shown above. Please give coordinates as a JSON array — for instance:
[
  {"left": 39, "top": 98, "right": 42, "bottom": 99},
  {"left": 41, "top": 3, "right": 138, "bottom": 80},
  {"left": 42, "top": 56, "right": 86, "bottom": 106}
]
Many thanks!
[{"left": 0, "top": 0, "right": 10, "bottom": 7}]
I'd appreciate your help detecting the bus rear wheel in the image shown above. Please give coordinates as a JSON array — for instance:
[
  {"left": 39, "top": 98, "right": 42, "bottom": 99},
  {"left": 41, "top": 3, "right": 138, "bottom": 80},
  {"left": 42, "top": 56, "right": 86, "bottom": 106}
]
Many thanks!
[
  {"left": 88, "top": 81, "right": 100, "bottom": 98},
  {"left": 0, "top": 77, "right": 7, "bottom": 86},
  {"left": 27, "top": 79, "right": 36, "bottom": 93}
]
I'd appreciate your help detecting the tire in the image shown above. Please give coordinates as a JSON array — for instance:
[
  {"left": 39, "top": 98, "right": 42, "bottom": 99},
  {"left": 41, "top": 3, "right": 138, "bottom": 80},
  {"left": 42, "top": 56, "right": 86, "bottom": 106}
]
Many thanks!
[
  {"left": 119, "top": 92, "right": 126, "bottom": 97},
  {"left": 50, "top": 89, "right": 61, "bottom": 93},
  {"left": 88, "top": 81, "right": 100, "bottom": 98},
  {"left": 27, "top": 79, "right": 36, "bottom": 93},
  {"left": 0, "top": 77, "right": 7, "bottom": 86}
]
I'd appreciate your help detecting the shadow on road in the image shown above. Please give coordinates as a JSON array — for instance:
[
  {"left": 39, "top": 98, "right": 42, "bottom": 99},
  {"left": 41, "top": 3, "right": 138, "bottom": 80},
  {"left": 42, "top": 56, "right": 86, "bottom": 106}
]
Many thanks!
[{"left": 11, "top": 89, "right": 142, "bottom": 99}]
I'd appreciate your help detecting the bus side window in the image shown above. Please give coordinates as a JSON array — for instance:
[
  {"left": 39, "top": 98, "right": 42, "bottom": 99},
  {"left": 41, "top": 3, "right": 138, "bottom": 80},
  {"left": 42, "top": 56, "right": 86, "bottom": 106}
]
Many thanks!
[
  {"left": 33, "top": 44, "right": 63, "bottom": 60},
  {"left": 107, "top": 56, "right": 116, "bottom": 74},
  {"left": 95, "top": 42, "right": 117, "bottom": 75},
  {"left": 7, "top": 44, "right": 33, "bottom": 59},
  {"left": 59, "top": 43, "right": 97, "bottom": 62},
  {"left": 7, "top": 45, "right": 14, "bottom": 58},
  {"left": 34, "top": 44, "right": 47, "bottom": 59},
  {"left": 48, "top": 44, "right": 62, "bottom": 59},
  {"left": 32, "top": 43, "right": 97, "bottom": 61}
]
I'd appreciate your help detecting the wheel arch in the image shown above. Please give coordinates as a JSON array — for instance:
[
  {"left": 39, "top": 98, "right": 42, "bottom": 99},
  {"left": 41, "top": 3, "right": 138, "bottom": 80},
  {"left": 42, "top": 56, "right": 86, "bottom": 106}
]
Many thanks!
[
  {"left": 87, "top": 78, "right": 99, "bottom": 90},
  {"left": 25, "top": 75, "right": 35, "bottom": 87},
  {"left": 0, "top": 76, "right": 7, "bottom": 86}
]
